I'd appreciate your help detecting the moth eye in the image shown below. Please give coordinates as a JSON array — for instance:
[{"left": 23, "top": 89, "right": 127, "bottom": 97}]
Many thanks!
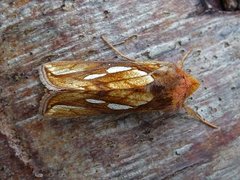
[
  {"left": 86, "top": 99, "right": 106, "bottom": 104},
  {"left": 84, "top": 73, "right": 107, "bottom": 80},
  {"left": 106, "top": 66, "right": 132, "bottom": 73},
  {"left": 107, "top": 103, "right": 133, "bottom": 110}
]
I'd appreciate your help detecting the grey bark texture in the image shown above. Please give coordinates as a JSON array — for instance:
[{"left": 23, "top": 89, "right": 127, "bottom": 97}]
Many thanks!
[{"left": 0, "top": 0, "right": 240, "bottom": 179}]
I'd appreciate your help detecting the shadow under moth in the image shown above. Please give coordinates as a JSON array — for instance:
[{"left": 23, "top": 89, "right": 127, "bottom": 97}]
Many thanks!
[{"left": 39, "top": 36, "right": 217, "bottom": 128}]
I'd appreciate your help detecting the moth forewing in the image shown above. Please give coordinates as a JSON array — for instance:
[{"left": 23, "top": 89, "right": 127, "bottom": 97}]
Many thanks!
[
  {"left": 39, "top": 60, "right": 172, "bottom": 91},
  {"left": 40, "top": 89, "right": 173, "bottom": 118}
]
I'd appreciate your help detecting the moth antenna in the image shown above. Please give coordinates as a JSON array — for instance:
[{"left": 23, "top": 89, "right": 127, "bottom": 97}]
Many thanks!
[
  {"left": 183, "top": 104, "right": 218, "bottom": 129},
  {"left": 178, "top": 50, "right": 192, "bottom": 69},
  {"left": 101, "top": 36, "right": 137, "bottom": 62}
]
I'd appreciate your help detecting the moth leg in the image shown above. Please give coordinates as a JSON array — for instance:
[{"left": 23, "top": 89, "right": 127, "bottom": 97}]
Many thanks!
[
  {"left": 101, "top": 36, "right": 137, "bottom": 62},
  {"left": 183, "top": 104, "right": 218, "bottom": 129},
  {"left": 177, "top": 50, "right": 192, "bottom": 69}
]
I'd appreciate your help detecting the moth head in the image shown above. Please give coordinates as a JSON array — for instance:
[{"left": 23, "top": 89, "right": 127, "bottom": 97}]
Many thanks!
[
  {"left": 172, "top": 67, "right": 200, "bottom": 107},
  {"left": 183, "top": 71, "right": 200, "bottom": 97}
]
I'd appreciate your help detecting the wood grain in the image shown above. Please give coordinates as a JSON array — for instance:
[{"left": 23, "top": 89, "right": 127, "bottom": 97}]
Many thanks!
[{"left": 0, "top": 0, "right": 240, "bottom": 179}]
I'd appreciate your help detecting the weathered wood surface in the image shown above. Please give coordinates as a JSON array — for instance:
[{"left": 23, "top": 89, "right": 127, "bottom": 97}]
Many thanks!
[{"left": 0, "top": 0, "right": 240, "bottom": 179}]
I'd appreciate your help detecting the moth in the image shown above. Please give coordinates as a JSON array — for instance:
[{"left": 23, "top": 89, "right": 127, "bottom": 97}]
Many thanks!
[{"left": 39, "top": 36, "right": 217, "bottom": 128}]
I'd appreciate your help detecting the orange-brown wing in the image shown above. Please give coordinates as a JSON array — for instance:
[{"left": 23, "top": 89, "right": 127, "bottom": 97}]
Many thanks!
[
  {"left": 40, "top": 90, "right": 155, "bottom": 117},
  {"left": 39, "top": 60, "right": 165, "bottom": 91},
  {"left": 40, "top": 87, "right": 182, "bottom": 118}
]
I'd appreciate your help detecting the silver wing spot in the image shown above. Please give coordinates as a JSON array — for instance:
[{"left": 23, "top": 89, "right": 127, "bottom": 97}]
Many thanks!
[
  {"left": 106, "top": 66, "right": 132, "bottom": 73},
  {"left": 107, "top": 103, "right": 133, "bottom": 110},
  {"left": 86, "top": 99, "right": 106, "bottom": 104},
  {"left": 84, "top": 73, "right": 107, "bottom": 80}
]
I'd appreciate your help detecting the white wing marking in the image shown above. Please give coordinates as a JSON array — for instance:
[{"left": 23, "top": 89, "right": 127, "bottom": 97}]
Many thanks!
[
  {"left": 86, "top": 99, "right": 106, "bottom": 104},
  {"left": 107, "top": 103, "right": 133, "bottom": 110},
  {"left": 84, "top": 73, "right": 107, "bottom": 80},
  {"left": 106, "top": 66, "right": 132, "bottom": 73}
]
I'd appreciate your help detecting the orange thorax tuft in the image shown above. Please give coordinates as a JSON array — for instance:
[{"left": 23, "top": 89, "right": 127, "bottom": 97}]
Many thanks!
[{"left": 172, "top": 67, "right": 200, "bottom": 109}]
